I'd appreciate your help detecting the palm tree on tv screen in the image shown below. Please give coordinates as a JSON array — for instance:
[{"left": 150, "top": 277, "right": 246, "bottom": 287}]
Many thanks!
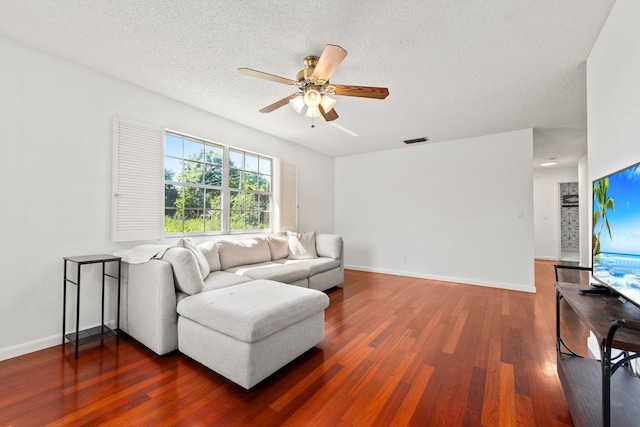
[{"left": 593, "top": 177, "right": 615, "bottom": 258}]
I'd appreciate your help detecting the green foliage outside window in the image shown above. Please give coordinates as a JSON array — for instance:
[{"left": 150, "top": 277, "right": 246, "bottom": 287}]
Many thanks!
[{"left": 164, "top": 134, "right": 271, "bottom": 234}]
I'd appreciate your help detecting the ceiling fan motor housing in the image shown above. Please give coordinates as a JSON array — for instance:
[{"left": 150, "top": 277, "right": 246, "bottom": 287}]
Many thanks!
[{"left": 297, "top": 56, "right": 324, "bottom": 86}]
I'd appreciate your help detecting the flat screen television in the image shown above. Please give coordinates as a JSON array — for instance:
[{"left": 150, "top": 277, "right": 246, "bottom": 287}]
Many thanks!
[{"left": 592, "top": 160, "right": 640, "bottom": 307}]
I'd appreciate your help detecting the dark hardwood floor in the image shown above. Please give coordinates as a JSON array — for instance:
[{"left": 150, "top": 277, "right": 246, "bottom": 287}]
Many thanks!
[{"left": 0, "top": 261, "right": 589, "bottom": 426}]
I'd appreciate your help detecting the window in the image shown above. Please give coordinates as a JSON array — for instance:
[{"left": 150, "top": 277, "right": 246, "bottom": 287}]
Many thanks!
[
  {"left": 229, "top": 149, "right": 272, "bottom": 231},
  {"left": 164, "top": 132, "right": 272, "bottom": 234}
]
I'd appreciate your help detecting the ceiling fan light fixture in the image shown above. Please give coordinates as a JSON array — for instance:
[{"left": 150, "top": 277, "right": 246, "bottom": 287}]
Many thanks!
[
  {"left": 303, "top": 88, "right": 322, "bottom": 107},
  {"left": 289, "top": 95, "right": 305, "bottom": 113},
  {"left": 320, "top": 95, "right": 336, "bottom": 112},
  {"left": 306, "top": 105, "right": 321, "bottom": 118}
]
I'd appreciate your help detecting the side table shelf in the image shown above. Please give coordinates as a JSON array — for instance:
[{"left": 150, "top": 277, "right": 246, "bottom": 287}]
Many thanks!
[{"left": 63, "top": 254, "right": 122, "bottom": 359}]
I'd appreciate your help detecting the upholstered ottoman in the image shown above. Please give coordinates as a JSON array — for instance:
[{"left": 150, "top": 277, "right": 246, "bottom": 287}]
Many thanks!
[{"left": 176, "top": 279, "right": 330, "bottom": 389}]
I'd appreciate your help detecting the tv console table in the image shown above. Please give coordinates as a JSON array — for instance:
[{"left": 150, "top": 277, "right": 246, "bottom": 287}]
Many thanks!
[{"left": 555, "top": 265, "right": 640, "bottom": 427}]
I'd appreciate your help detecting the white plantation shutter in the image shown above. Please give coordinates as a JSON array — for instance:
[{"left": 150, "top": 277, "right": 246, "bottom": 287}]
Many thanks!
[
  {"left": 276, "top": 159, "right": 298, "bottom": 232},
  {"left": 112, "top": 116, "right": 164, "bottom": 242}
]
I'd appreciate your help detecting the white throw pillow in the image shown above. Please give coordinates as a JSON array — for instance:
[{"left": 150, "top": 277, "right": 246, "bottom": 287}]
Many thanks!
[
  {"left": 197, "top": 241, "right": 221, "bottom": 272},
  {"left": 177, "top": 237, "right": 210, "bottom": 279},
  {"left": 161, "top": 247, "right": 205, "bottom": 295},
  {"left": 287, "top": 231, "right": 318, "bottom": 260},
  {"left": 267, "top": 235, "right": 289, "bottom": 260}
]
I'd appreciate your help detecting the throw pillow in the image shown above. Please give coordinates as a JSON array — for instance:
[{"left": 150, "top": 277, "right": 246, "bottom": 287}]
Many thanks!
[
  {"left": 267, "top": 235, "right": 289, "bottom": 260},
  {"left": 197, "top": 241, "right": 221, "bottom": 272},
  {"left": 177, "top": 237, "right": 210, "bottom": 279},
  {"left": 161, "top": 247, "right": 205, "bottom": 295},
  {"left": 287, "top": 231, "right": 318, "bottom": 260}
]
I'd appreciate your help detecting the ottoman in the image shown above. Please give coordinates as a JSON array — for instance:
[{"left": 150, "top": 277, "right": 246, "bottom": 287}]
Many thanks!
[{"left": 176, "top": 279, "right": 330, "bottom": 389}]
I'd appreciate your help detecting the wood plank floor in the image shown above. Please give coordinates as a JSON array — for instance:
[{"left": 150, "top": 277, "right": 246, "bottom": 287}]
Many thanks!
[{"left": 0, "top": 261, "right": 590, "bottom": 426}]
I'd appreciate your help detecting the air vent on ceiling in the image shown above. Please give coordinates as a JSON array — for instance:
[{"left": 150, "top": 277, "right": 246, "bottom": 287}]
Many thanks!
[{"left": 403, "top": 137, "right": 429, "bottom": 144}]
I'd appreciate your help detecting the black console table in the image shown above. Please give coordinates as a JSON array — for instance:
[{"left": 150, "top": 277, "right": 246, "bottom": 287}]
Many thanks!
[
  {"left": 62, "top": 254, "right": 122, "bottom": 359},
  {"left": 555, "top": 265, "right": 640, "bottom": 427}
]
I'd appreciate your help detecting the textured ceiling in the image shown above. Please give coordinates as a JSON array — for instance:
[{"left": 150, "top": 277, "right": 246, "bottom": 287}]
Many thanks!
[{"left": 0, "top": 0, "right": 615, "bottom": 167}]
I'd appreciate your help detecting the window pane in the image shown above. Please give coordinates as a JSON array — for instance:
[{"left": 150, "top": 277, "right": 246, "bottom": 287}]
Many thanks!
[
  {"left": 184, "top": 209, "right": 205, "bottom": 232},
  {"left": 229, "top": 169, "right": 241, "bottom": 189},
  {"left": 230, "top": 191, "right": 244, "bottom": 210},
  {"left": 165, "top": 134, "right": 182, "bottom": 158},
  {"left": 243, "top": 171, "right": 258, "bottom": 190},
  {"left": 245, "top": 154, "right": 259, "bottom": 172},
  {"left": 246, "top": 193, "right": 259, "bottom": 209},
  {"left": 205, "top": 189, "right": 221, "bottom": 209},
  {"left": 164, "top": 208, "right": 182, "bottom": 233},
  {"left": 205, "top": 210, "right": 221, "bottom": 232},
  {"left": 259, "top": 174, "right": 271, "bottom": 192},
  {"left": 260, "top": 212, "right": 270, "bottom": 229},
  {"left": 204, "top": 164, "right": 222, "bottom": 186},
  {"left": 184, "top": 139, "right": 203, "bottom": 161},
  {"left": 183, "top": 161, "right": 203, "bottom": 184},
  {"left": 165, "top": 184, "right": 179, "bottom": 208},
  {"left": 230, "top": 150, "right": 244, "bottom": 169},
  {"left": 259, "top": 194, "right": 270, "bottom": 211},
  {"left": 259, "top": 157, "right": 271, "bottom": 175},
  {"left": 230, "top": 211, "right": 244, "bottom": 231},
  {"left": 204, "top": 144, "right": 223, "bottom": 164},
  {"left": 165, "top": 157, "right": 182, "bottom": 182},
  {"left": 246, "top": 210, "right": 259, "bottom": 230}
]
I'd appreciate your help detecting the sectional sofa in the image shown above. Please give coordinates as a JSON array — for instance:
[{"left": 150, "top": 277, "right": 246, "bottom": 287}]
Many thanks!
[{"left": 118, "top": 232, "right": 343, "bottom": 388}]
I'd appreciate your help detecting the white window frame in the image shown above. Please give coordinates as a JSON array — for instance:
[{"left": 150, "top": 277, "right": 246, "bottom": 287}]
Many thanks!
[{"left": 164, "top": 131, "right": 274, "bottom": 236}]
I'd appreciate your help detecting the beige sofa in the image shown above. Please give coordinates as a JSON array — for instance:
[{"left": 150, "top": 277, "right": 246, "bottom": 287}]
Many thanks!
[{"left": 118, "top": 232, "right": 343, "bottom": 388}]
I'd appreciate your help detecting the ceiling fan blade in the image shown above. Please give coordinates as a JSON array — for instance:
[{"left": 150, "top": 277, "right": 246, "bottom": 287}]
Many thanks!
[
  {"left": 259, "top": 93, "right": 300, "bottom": 113},
  {"left": 238, "top": 68, "right": 298, "bottom": 85},
  {"left": 334, "top": 85, "right": 389, "bottom": 99},
  {"left": 312, "top": 44, "right": 347, "bottom": 83},
  {"left": 320, "top": 105, "right": 339, "bottom": 122}
]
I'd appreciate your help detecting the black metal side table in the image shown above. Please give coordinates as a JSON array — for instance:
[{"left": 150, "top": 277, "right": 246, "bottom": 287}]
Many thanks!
[{"left": 62, "top": 254, "right": 122, "bottom": 359}]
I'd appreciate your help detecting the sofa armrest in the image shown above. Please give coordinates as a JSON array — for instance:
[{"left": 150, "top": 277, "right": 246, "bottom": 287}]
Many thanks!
[{"left": 121, "top": 259, "right": 178, "bottom": 355}]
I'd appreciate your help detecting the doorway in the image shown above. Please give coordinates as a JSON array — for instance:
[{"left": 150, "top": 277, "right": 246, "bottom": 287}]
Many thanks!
[{"left": 559, "top": 182, "right": 579, "bottom": 262}]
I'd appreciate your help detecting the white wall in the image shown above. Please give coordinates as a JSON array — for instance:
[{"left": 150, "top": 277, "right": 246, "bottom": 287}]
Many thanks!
[
  {"left": 578, "top": 155, "right": 590, "bottom": 267},
  {"left": 587, "top": 0, "right": 640, "bottom": 183},
  {"left": 0, "top": 36, "right": 335, "bottom": 360},
  {"left": 335, "top": 129, "right": 535, "bottom": 292},
  {"left": 533, "top": 167, "right": 579, "bottom": 260}
]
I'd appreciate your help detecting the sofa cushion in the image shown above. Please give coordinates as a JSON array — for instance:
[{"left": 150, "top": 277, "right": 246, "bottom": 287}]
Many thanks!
[
  {"left": 315, "top": 234, "right": 343, "bottom": 260},
  {"left": 276, "top": 257, "right": 341, "bottom": 276},
  {"left": 177, "top": 238, "right": 210, "bottom": 280},
  {"left": 160, "top": 247, "right": 204, "bottom": 295},
  {"left": 226, "top": 261, "right": 309, "bottom": 283},
  {"left": 203, "top": 271, "right": 252, "bottom": 291},
  {"left": 267, "top": 235, "right": 289, "bottom": 260},
  {"left": 287, "top": 231, "right": 318, "bottom": 260},
  {"left": 197, "top": 241, "right": 222, "bottom": 272},
  {"left": 177, "top": 280, "right": 330, "bottom": 343},
  {"left": 218, "top": 238, "right": 272, "bottom": 270}
]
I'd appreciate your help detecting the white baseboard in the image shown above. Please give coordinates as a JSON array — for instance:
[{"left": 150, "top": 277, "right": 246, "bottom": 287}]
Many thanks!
[
  {"left": 0, "top": 334, "right": 61, "bottom": 362},
  {"left": 344, "top": 264, "right": 536, "bottom": 293},
  {"left": 0, "top": 320, "right": 117, "bottom": 362}
]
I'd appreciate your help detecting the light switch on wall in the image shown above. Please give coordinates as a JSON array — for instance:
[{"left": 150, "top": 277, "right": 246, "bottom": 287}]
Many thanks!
[{"left": 516, "top": 210, "right": 524, "bottom": 219}]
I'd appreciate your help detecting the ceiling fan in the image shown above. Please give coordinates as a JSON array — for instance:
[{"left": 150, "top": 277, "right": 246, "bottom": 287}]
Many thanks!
[{"left": 238, "top": 44, "right": 389, "bottom": 123}]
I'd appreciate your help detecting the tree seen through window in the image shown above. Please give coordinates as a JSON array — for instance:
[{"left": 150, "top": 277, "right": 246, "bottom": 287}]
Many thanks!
[{"left": 164, "top": 133, "right": 272, "bottom": 234}]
